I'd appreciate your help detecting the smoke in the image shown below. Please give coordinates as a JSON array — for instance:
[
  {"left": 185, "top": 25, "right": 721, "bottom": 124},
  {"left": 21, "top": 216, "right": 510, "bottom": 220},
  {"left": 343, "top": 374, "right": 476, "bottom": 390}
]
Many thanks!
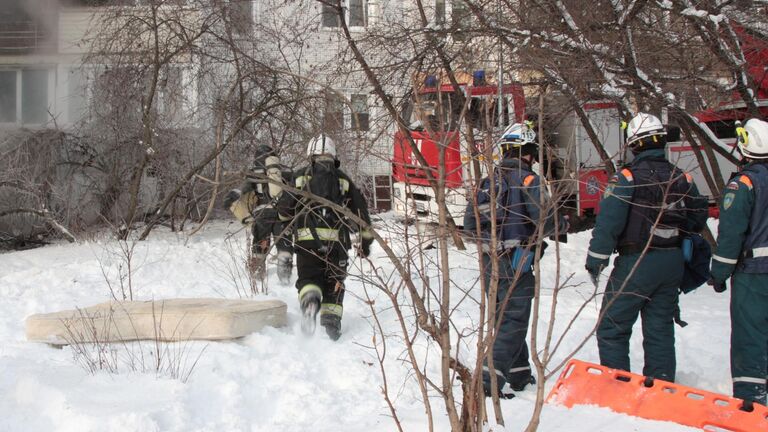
[
  {"left": 0, "top": 0, "right": 26, "bottom": 19},
  {"left": 0, "top": 0, "right": 62, "bottom": 52}
]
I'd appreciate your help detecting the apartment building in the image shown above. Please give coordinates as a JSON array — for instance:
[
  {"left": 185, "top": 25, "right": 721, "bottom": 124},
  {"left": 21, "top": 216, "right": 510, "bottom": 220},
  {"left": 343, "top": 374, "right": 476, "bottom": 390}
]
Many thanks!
[{"left": 0, "top": 0, "right": 487, "bottom": 215}]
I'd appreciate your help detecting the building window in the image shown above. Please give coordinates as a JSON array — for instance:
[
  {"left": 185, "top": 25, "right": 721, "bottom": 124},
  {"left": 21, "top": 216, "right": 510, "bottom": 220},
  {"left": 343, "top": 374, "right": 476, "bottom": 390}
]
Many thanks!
[
  {"left": 350, "top": 94, "right": 369, "bottom": 131},
  {"left": 323, "top": 93, "right": 344, "bottom": 132},
  {"left": 228, "top": 0, "right": 253, "bottom": 36},
  {"left": 72, "top": 64, "right": 194, "bottom": 128},
  {"left": 0, "top": 68, "right": 50, "bottom": 126},
  {"left": 452, "top": 0, "right": 470, "bottom": 28},
  {"left": 22, "top": 70, "right": 48, "bottom": 123},
  {"left": 89, "top": 66, "right": 145, "bottom": 124},
  {"left": 0, "top": 71, "right": 16, "bottom": 123},
  {"left": 322, "top": 3, "right": 339, "bottom": 27},
  {"left": 361, "top": 175, "right": 392, "bottom": 212},
  {"left": 322, "top": 0, "right": 367, "bottom": 28},
  {"left": 435, "top": 0, "right": 446, "bottom": 24},
  {"left": 158, "top": 66, "right": 185, "bottom": 124},
  {"left": 349, "top": 0, "right": 366, "bottom": 27},
  {"left": 65, "top": 67, "right": 87, "bottom": 125}
]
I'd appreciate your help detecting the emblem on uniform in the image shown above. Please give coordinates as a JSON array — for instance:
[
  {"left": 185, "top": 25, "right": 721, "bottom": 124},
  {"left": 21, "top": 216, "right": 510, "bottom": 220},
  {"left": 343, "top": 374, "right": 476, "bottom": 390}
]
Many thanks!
[
  {"left": 723, "top": 192, "right": 735, "bottom": 210},
  {"left": 726, "top": 181, "right": 739, "bottom": 191},
  {"left": 603, "top": 183, "right": 615, "bottom": 198}
]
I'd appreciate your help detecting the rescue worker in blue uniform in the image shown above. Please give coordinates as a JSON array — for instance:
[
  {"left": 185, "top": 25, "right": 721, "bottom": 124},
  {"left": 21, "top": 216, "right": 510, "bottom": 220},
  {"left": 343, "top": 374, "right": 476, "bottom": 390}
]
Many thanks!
[
  {"left": 277, "top": 135, "right": 374, "bottom": 340},
  {"left": 585, "top": 113, "right": 708, "bottom": 382},
  {"left": 710, "top": 118, "right": 768, "bottom": 407},
  {"left": 464, "top": 122, "right": 569, "bottom": 398}
]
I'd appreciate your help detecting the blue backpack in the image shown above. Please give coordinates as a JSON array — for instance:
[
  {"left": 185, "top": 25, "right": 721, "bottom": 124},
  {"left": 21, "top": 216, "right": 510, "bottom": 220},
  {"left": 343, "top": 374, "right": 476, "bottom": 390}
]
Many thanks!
[{"left": 680, "top": 233, "right": 712, "bottom": 294}]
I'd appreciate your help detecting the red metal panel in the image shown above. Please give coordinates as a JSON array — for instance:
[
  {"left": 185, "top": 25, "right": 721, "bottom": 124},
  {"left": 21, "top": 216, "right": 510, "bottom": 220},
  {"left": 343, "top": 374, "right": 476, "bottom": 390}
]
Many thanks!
[
  {"left": 578, "top": 169, "right": 609, "bottom": 215},
  {"left": 582, "top": 102, "right": 618, "bottom": 111},
  {"left": 391, "top": 130, "right": 462, "bottom": 187},
  {"left": 735, "top": 24, "right": 768, "bottom": 99}
]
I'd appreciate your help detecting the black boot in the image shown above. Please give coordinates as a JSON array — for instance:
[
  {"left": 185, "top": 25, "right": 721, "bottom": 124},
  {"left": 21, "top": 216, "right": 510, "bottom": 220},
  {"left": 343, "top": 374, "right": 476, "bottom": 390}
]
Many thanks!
[
  {"left": 483, "top": 385, "right": 515, "bottom": 399},
  {"left": 508, "top": 373, "right": 536, "bottom": 392},
  {"left": 320, "top": 314, "right": 342, "bottom": 341}
]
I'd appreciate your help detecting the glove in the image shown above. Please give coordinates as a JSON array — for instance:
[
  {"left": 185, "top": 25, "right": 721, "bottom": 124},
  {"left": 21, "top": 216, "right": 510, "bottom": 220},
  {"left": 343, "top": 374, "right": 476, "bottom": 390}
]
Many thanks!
[
  {"left": 358, "top": 238, "right": 373, "bottom": 258},
  {"left": 586, "top": 265, "right": 603, "bottom": 287},
  {"left": 708, "top": 278, "right": 727, "bottom": 293},
  {"left": 585, "top": 254, "right": 608, "bottom": 288},
  {"left": 223, "top": 189, "right": 241, "bottom": 209}
]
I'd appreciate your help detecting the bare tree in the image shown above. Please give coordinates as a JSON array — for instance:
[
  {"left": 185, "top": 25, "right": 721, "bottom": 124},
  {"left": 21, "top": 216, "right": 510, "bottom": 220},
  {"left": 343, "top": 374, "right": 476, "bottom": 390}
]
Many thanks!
[{"left": 317, "top": 1, "right": 763, "bottom": 430}]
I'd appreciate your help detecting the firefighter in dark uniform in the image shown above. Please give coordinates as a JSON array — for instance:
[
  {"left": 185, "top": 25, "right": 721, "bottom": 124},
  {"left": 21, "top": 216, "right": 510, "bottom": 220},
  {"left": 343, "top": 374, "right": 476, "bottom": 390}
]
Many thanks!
[
  {"left": 585, "top": 113, "right": 708, "bottom": 382},
  {"left": 464, "top": 122, "right": 569, "bottom": 398},
  {"left": 277, "top": 134, "right": 374, "bottom": 340},
  {"left": 711, "top": 118, "right": 768, "bottom": 406},
  {"left": 224, "top": 145, "right": 294, "bottom": 284}
]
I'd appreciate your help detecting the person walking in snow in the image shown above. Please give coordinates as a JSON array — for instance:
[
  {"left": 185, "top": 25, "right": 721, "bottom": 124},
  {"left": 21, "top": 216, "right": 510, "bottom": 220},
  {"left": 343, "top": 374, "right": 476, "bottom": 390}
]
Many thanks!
[
  {"left": 585, "top": 112, "right": 708, "bottom": 382},
  {"left": 710, "top": 118, "right": 768, "bottom": 407},
  {"left": 223, "top": 144, "right": 294, "bottom": 285},
  {"left": 464, "top": 122, "right": 569, "bottom": 399},
  {"left": 277, "top": 134, "right": 374, "bottom": 340}
]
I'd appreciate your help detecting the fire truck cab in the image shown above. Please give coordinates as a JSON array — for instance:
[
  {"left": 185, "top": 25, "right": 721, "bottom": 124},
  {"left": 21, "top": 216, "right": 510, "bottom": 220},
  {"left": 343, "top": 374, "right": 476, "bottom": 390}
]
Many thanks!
[{"left": 391, "top": 71, "right": 526, "bottom": 226}]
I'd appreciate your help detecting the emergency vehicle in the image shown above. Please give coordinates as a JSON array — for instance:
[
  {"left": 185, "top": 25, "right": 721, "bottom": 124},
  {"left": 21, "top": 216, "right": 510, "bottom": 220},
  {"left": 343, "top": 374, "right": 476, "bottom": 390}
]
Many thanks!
[
  {"left": 557, "top": 24, "right": 768, "bottom": 217},
  {"left": 554, "top": 102, "right": 761, "bottom": 218},
  {"left": 391, "top": 71, "right": 526, "bottom": 225}
]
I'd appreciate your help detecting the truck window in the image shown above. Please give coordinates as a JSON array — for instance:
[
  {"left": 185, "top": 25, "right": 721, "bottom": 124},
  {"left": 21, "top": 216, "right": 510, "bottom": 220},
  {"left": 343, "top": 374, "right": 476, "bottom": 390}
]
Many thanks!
[
  {"left": 410, "top": 91, "right": 462, "bottom": 131},
  {"left": 406, "top": 88, "right": 511, "bottom": 132},
  {"left": 666, "top": 126, "right": 681, "bottom": 142},
  {"left": 706, "top": 120, "right": 738, "bottom": 140},
  {"left": 468, "top": 95, "right": 509, "bottom": 129}
]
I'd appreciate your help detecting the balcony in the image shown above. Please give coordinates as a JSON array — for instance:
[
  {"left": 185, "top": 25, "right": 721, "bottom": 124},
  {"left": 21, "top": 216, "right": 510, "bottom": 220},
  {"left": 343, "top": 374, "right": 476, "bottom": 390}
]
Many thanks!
[{"left": 0, "top": 20, "right": 56, "bottom": 54}]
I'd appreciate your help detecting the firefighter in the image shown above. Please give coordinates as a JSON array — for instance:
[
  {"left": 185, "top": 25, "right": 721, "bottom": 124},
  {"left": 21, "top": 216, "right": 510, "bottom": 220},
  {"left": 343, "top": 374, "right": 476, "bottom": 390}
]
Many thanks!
[
  {"left": 277, "top": 134, "right": 374, "bottom": 340},
  {"left": 585, "top": 113, "right": 708, "bottom": 382},
  {"left": 710, "top": 118, "right": 768, "bottom": 407},
  {"left": 464, "top": 122, "right": 568, "bottom": 398},
  {"left": 223, "top": 144, "right": 294, "bottom": 284}
]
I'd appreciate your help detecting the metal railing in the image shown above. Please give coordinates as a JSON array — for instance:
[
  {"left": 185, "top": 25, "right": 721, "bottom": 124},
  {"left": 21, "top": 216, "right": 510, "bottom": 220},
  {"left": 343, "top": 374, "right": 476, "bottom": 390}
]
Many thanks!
[{"left": 0, "top": 20, "right": 54, "bottom": 54}]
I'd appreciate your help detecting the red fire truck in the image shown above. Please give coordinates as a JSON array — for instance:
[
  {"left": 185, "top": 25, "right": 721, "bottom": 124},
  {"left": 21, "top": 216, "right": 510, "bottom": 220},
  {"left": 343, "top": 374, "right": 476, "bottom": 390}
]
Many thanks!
[
  {"left": 555, "top": 101, "right": 762, "bottom": 219},
  {"left": 391, "top": 72, "right": 526, "bottom": 225},
  {"left": 558, "top": 24, "right": 768, "bottom": 218},
  {"left": 668, "top": 26, "right": 768, "bottom": 213},
  {"left": 551, "top": 102, "right": 624, "bottom": 218}
]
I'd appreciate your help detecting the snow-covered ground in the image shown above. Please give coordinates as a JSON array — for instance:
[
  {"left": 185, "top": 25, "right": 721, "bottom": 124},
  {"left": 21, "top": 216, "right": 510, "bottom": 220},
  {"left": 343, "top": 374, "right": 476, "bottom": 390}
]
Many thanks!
[{"left": 0, "top": 215, "right": 733, "bottom": 431}]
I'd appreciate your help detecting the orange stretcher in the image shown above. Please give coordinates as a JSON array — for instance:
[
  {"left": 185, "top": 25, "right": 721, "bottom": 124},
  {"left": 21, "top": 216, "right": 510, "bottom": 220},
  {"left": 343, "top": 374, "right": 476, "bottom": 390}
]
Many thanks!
[{"left": 546, "top": 359, "right": 768, "bottom": 431}]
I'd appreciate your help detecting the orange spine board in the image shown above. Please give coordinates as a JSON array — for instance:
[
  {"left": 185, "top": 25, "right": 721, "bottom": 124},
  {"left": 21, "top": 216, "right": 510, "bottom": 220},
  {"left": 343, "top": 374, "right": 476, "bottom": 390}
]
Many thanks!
[{"left": 546, "top": 359, "right": 768, "bottom": 431}]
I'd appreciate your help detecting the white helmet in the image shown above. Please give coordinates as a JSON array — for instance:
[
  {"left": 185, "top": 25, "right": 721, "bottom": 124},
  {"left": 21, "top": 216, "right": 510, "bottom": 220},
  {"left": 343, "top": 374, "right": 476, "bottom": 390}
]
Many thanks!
[
  {"left": 738, "top": 119, "right": 768, "bottom": 159},
  {"left": 626, "top": 112, "right": 666, "bottom": 146},
  {"left": 500, "top": 122, "right": 537, "bottom": 146},
  {"left": 498, "top": 122, "right": 537, "bottom": 159},
  {"left": 307, "top": 134, "right": 336, "bottom": 158}
]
